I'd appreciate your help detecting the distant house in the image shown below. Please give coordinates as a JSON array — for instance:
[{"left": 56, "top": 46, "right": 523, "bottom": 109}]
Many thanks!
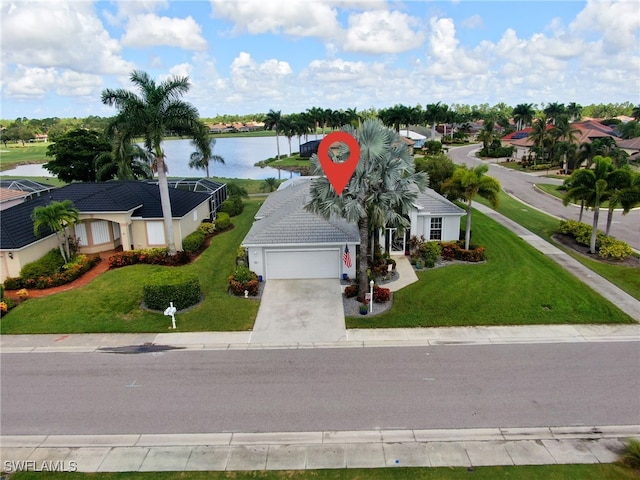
[
  {"left": 0, "top": 179, "right": 55, "bottom": 211},
  {"left": 0, "top": 180, "right": 224, "bottom": 282},
  {"left": 300, "top": 140, "right": 321, "bottom": 158},
  {"left": 242, "top": 177, "right": 463, "bottom": 280}
]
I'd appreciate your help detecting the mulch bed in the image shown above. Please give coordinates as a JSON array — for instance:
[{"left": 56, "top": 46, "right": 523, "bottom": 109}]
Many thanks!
[{"left": 552, "top": 233, "right": 640, "bottom": 268}]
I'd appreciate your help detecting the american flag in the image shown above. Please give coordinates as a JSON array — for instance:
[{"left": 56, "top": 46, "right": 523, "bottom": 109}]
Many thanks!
[{"left": 343, "top": 244, "right": 352, "bottom": 268}]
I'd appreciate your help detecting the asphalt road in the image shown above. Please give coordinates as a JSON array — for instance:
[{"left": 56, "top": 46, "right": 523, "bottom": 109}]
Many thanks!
[
  {"left": 447, "top": 144, "right": 640, "bottom": 251},
  {"left": 3, "top": 343, "right": 639, "bottom": 435}
]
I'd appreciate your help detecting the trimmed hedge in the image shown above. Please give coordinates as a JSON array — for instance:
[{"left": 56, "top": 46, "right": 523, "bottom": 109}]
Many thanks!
[
  {"left": 108, "top": 248, "right": 190, "bottom": 268},
  {"left": 20, "top": 249, "right": 65, "bottom": 280},
  {"left": 182, "top": 231, "right": 205, "bottom": 253},
  {"left": 215, "top": 212, "right": 232, "bottom": 231},
  {"left": 5, "top": 254, "right": 101, "bottom": 290},
  {"left": 219, "top": 195, "right": 244, "bottom": 217},
  {"left": 440, "top": 241, "right": 486, "bottom": 262},
  {"left": 198, "top": 221, "right": 215, "bottom": 235},
  {"left": 143, "top": 270, "right": 201, "bottom": 311}
]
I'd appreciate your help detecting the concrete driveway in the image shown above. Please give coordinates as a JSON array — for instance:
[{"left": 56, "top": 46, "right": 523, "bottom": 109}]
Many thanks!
[{"left": 250, "top": 279, "right": 346, "bottom": 344}]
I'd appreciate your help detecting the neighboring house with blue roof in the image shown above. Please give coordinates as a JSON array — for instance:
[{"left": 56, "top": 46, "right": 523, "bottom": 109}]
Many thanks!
[
  {"left": 0, "top": 180, "right": 219, "bottom": 282},
  {"left": 242, "top": 177, "right": 464, "bottom": 280}
]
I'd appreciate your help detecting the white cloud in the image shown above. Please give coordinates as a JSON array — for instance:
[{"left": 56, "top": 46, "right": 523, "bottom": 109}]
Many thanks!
[
  {"left": 211, "top": 0, "right": 342, "bottom": 38},
  {"left": 227, "top": 52, "right": 293, "bottom": 104},
  {"left": 3, "top": 66, "right": 58, "bottom": 97},
  {"left": 460, "top": 14, "right": 483, "bottom": 30},
  {"left": 344, "top": 10, "right": 425, "bottom": 53},
  {"left": 0, "top": 1, "right": 133, "bottom": 75},
  {"left": 121, "top": 14, "right": 208, "bottom": 50},
  {"left": 425, "top": 17, "right": 486, "bottom": 80},
  {"left": 56, "top": 71, "right": 103, "bottom": 97},
  {"left": 570, "top": 0, "right": 640, "bottom": 51}
]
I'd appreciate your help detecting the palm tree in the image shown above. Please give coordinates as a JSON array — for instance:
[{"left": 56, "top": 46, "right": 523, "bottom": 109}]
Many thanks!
[
  {"left": 512, "top": 103, "right": 536, "bottom": 131},
  {"left": 101, "top": 70, "right": 203, "bottom": 255},
  {"left": 278, "top": 116, "right": 296, "bottom": 157},
  {"left": 528, "top": 116, "right": 551, "bottom": 164},
  {"left": 543, "top": 102, "right": 566, "bottom": 125},
  {"left": 632, "top": 105, "right": 640, "bottom": 122},
  {"left": 442, "top": 164, "right": 501, "bottom": 250},
  {"left": 562, "top": 156, "right": 614, "bottom": 253},
  {"left": 604, "top": 167, "right": 633, "bottom": 235},
  {"left": 94, "top": 131, "right": 153, "bottom": 181},
  {"left": 476, "top": 117, "right": 497, "bottom": 154},
  {"left": 189, "top": 128, "right": 225, "bottom": 178},
  {"left": 264, "top": 109, "right": 283, "bottom": 160},
  {"left": 566, "top": 102, "right": 583, "bottom": 122},
  {"left": 425, "top": 102, "right": 444, "bottom": 140},
  {"left": 260, "top": 177, "right": 279, "bottom": 192},
  {"left": 306, "top": 107, "right": 324, "bottom": 139},
  {"left": 305, "top": 119, "right": 428, "bottom": 299},
  {"left": 551, "top": 117, "right": 581, "bottom": 168},
  {"left": 32, "top": 200, "right": 80, "bottom": 263}
]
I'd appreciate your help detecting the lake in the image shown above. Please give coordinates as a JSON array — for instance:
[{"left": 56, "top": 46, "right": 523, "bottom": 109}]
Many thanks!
[{"left": 2, "top": 135, "right": 315, "bottom": 180}]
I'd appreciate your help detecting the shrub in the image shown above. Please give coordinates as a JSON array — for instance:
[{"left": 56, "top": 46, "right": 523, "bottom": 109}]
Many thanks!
[
  {"left": 359, "top": 304, "right": 369, "bottom": 315},
  {"left": 143, "top": 270, "right": 201, "bottom": 311},
  {"left": 16, "top": 288, "right": 29, "bottom": 300},
  {"left": 108, "top": 248, "right": 190, "bottom": 269},
  {"left": 219, "top": 195, "right": 244, "bottom": 217},
  {"left": 228, "top": 266, "right": 259, "bottom": 296},
  {"left": 20, "top": 249, "right": 65, "bottom": 280},
  {"left": 420, "top": 241, "right": 442, "bottom": 264},
  {"left": 215, "top": 212, "right": 232, "bottom": 231},
  {"left": 439, "top": 241, "right": 486, "bottom": 262},
  {"left": 198, "top": 221, "right": 215, "bottom": 235},
  {"left": 373, "top": 286, "right": 391, "bottom": 303},
  {"left": 0, "top": 298, "right": 17, "bottom": 317},
  {"left": 3, "top": 277, "right": 25, "bottom": 290},
  {"left": 598, "top": 236, "right": 633, "bottom": 260},
  {"left": 236, "top": 246, "right": 247, "bottom": 267},
  {"left": 182, "top": 231, "right": 205, "bottom": 253},
  {"left": 344, "top": 284, "right": 358, "bottom": 298},
  {"left": 620, "top": 438, "right": 640, "bottom": 470},
  {"left": 21, "top": 254, "right": 101, "bottom": 289}
]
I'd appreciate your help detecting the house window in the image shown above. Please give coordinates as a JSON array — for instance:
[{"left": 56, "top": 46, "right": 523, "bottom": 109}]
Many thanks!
[
  {"left": 146, "top": 221, "right": 166, "bottom": 245},
  {"left": 91, "top": 221, "right": 110, "bottom": 245},
  {"left": 429, "top": 217, "right": 443, "bottom": 240},
  {"left": 74, "top": 223, "right": 88, "bottom": 246}
]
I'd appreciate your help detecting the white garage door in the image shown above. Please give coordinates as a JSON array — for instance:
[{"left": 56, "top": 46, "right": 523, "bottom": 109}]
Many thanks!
[{"left": 266, "top": 249, "right": 340, "bottom": 280}]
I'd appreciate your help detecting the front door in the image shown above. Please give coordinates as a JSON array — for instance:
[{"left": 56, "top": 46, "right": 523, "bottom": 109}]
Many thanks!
[{"left": 385, "top": 228, "right": 407, "bottom": 255}]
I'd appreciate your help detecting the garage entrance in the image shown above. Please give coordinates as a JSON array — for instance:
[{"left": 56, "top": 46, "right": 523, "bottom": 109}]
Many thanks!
[{"left": 265, "top": 249, "right": 340, "bottom": 280}]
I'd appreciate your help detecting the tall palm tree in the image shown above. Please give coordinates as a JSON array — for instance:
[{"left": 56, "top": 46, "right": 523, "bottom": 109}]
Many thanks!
[
  {"left": 566, "top": 102, "right": 583, "bottom": 122},
  {"left": 189, "top": 128, "right": 225, "bottom": 178},
  {"left": 305, "top": 119, "right": 428, "bottom": 299},
  {"left": 278, "top": 115, "right": 296, "bottom": 157},
  {"left": 264, "top": 109, "right": 283, "bottom": 160},
  {"left": 101, "top": 70, "right": 203, "bottom": 255},
  {"left": 562, "top": 156, "right": 614, "bottom": 253},
  {"left": 32, "top": 200, "right": 80, "bottom": 263},
  {"left": 543, "top": 102, "right": 566, "bottom": 125},
  {"left": 306, "top": 107, "right": 324, "bottom": 139},
  {"left": 512, "top": 103, "right": 535, "bottom": 131},
  {"left": 528, "top": 116, "right": 551, "bottom": 164},
  {"left": 425, "top": 102, "right": 445, "bottom": 140},
  {"left": 476, "top": 117, "right": 496, "bottom": 154},
  {"left": 442, "top": 164, "right": 501, "bottom": 250},
  {"left": 551, "top": 117, "right": 581, "bottom": 168},
  {"left": 603, "top": 167, "right": 633, "bottom": 235}
]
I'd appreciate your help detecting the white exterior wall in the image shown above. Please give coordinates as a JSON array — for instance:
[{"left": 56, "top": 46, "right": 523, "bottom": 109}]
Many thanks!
[{"left": 412, "top": 214, "right": 462, "bottom": 242}]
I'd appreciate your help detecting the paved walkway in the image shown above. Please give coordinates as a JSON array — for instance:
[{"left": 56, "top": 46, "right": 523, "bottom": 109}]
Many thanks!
[{"left": 2, "top": 427, "right": 637, "bottom": 472}]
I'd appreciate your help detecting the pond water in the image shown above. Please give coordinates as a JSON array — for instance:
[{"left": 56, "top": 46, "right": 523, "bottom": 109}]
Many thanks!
[{"left": 3, "top": 135, "right": 312, "bottom": 180}]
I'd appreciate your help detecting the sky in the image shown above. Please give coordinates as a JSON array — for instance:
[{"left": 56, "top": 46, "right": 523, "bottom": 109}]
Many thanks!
[{"left": 1, "top": 0, "right": 639, "bottom": 121}]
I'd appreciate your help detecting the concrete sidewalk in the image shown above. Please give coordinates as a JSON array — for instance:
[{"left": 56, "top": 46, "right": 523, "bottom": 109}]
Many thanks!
[
  {"left": 1, "top": 324, "right": 638, "bottom": 353},
  {"left": 2, "top": 426, "right": 638, "bottom": 472}
]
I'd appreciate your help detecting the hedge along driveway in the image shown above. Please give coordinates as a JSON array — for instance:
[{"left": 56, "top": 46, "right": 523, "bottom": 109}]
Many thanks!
[
  {"left": 347, "top": 208, "right": 635, "bottom": 328},
  {"left": 0, "top": 200, "right": 262, "bottom": 334}
]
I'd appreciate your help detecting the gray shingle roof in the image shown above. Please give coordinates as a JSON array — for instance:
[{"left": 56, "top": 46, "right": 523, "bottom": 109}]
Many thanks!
[
  {"left": 413, "top": 188, "right": 465, "bottom": 215},
  {"left": 243, "top": 179, "right": 360, "bottom": 246}
]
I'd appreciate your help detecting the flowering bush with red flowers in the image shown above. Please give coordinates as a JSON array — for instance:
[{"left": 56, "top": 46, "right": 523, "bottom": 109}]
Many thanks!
[{"left": 108, "top": 248, "right": 190, "bottom": 268}]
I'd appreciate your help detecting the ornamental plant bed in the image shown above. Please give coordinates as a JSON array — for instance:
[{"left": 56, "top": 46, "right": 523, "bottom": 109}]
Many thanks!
[{"left": 553, "top": 233, "right": 640, "bottom": 268}]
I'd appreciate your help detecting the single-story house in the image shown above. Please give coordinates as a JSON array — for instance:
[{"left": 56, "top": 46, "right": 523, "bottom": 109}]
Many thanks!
[
  {"left": 242, "top": 177, "right": 464, "bottom": 280},
  {"left": 0, "top": 180, "right": 219, "bottom": 282}
]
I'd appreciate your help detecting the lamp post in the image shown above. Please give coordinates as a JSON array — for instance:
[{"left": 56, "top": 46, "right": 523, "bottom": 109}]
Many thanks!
[{"left": 369, "top": 280, "right": 374, "bottom": 314}]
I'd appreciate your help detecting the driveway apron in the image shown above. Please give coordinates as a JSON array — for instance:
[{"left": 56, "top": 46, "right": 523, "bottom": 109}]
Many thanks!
[{"left": 251, "top": 279, "right": 346, "bottom": 344}]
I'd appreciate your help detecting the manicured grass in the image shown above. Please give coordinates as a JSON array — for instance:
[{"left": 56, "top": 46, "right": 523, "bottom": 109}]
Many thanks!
[
  {"left": 0, "top": 143, "right": 49, "bottom": 170},
  {"left": 210, "top": 177, "right": 270, "bottom": 195},
  {"left": 480, "top": 192, "right": 640, "bottom": 301},
  {"left": 0, "top": 200, "right": 264, "bottom": 334},
  {"left": 7, "top": 464, "right": 639, "bottom": 479},
  {"left": 537, "top": 183, "right": 565, "bottom": 200},
  {"left": 347, "top": 207, "right": 634, "bottom": 328}
]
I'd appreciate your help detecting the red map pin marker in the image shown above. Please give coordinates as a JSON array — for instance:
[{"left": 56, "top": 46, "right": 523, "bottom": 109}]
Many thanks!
[{"left": 317, "top": 131, "right": 361, "bottom": 196}]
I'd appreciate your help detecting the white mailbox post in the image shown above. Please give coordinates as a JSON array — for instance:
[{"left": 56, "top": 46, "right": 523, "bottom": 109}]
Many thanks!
[{"left": 164, "top": 301, "right": 177, "bottom": 329}]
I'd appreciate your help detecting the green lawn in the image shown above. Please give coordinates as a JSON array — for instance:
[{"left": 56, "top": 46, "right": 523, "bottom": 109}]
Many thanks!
[
  {"left": 347, "top": 207, "right": 634, "bottom": 328},
  {"left": 0, "top": 200, "right": 263, "bottom": 334},
  {"left": 480, "top": 192, "right": 640, "bottom": 301},
  {"left": 6, "top": 464, "right": 639, "bottom": 480},
  {"left": 0, "top": 143, "right": 49, "bottom": 170}
]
